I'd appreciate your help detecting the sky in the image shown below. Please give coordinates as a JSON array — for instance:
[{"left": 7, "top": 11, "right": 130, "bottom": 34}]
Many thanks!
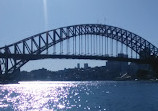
[{"left": 0, "top": 0, "right": 158, "bottom": 71}]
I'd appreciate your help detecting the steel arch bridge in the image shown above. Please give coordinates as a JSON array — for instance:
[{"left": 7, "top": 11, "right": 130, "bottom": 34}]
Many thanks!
[{"left": 0, "top": 24, "right": 158, "bottom": 77}]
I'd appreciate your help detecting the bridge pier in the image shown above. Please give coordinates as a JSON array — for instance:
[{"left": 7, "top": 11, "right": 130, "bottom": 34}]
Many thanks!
[
  {"left": 152, "top": 64, "right": 158, "bottom": 78},
  {"left": 0, "top": 62, "right": 2, "bottom": 75},
  {"left": 14, "top": 59, "right": 17, "bottom": 71},
  {"left": 149, "top": 57, "right": 158, "bottom": 78},
  {"left": 5, "top": 58, "right": 8, "bottom": 75},
  {"left": 4, "top": 46, "right": 9, "bottom": 75}
]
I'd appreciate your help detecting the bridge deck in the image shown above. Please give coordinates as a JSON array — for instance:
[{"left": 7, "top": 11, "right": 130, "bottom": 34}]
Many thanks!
[{"left": 0, "top": 53, "right": 155, "bottom": 64}]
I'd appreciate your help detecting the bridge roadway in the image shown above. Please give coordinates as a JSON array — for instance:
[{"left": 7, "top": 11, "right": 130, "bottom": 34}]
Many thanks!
[
  {"left": 0, "top": 53, "right": 156, "bottom": 64},
  {"left": 0, "top": 24, "right": 158, "bottom": 76}
]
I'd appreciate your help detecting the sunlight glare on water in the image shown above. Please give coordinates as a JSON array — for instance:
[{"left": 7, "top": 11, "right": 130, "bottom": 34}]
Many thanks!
[
  {"left": 0, "top": 81, "right": 158, "bottom": 111},
  {"left": 0, "top": 81, "right": 98, "bottom": 111}
]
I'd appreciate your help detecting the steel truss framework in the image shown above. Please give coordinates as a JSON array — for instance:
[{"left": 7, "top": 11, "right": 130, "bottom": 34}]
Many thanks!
[{"left": 0, "top": 24, "right": 158, "bottom": 75}]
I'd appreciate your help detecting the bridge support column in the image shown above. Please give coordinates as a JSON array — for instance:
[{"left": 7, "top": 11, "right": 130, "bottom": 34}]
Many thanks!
[
  {"left": 150, "top": 58, "right": 158, "bottom": 78},
  {"left": 5, "top": 58, "right": 8, "bottom": 75},
  {"left": 4, "top": 46, "right": 9, "bottom": 75},
  {"left": 152, "top": 65, "right": 158, "bottom": 78},
  {"left": 0, "top": 62, "right": 2, "bottom": 75},
  {"left": 14, "top": 59, "right": 17, "bottom": 70}
]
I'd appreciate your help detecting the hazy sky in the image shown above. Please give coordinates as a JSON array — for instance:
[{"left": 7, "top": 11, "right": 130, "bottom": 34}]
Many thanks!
[{"left": 0, "top": 0, "right": 158, "bottom": 71}]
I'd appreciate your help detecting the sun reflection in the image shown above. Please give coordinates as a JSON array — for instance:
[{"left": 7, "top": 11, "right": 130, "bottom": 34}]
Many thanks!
[
  {"left": 0, "top": 81, "right": 102, "bottom": 110},
  {"left": 0, "top": 81, "right": 84, "bottom": 110}
]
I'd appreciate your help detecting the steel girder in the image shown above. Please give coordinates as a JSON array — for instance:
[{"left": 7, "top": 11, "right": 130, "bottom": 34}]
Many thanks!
[{"left": 0, "top": 24, "right": 157, "bottom": 75}]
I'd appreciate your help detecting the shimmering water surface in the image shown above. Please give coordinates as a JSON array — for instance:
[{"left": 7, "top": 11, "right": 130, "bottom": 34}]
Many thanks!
[{"left": 0, "top": 81, "right": 158, "bottom": 111}]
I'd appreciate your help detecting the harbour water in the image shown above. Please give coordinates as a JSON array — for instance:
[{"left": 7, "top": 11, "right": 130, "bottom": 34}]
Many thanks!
[{"left": 0, "top": 81, "right": 158, "bottom": 111}]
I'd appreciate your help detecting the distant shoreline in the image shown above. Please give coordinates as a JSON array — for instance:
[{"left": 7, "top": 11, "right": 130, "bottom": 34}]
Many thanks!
[{"left": 1, "top": 79, "right": 158, "bottom": 84}]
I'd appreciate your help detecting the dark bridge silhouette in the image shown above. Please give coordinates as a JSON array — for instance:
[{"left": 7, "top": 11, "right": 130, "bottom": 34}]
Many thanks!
[{"left": 0, "top": 24, "right": 158, "bottom": 77}]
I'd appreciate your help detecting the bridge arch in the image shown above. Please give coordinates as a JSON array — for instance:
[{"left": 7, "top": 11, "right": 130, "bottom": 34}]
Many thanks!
[{"left": 0, "top": 24, "right": 158, "bottom": 75}]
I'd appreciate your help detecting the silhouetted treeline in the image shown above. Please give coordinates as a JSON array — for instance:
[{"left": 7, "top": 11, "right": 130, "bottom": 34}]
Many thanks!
[{"left": 19, "top": 65, "right": 156, "bottom": 81}]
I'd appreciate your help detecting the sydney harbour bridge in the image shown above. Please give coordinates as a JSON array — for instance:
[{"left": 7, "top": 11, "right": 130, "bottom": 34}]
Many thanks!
[{"left": 0, "top": 24, "right": 158, "bottom": 79}]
